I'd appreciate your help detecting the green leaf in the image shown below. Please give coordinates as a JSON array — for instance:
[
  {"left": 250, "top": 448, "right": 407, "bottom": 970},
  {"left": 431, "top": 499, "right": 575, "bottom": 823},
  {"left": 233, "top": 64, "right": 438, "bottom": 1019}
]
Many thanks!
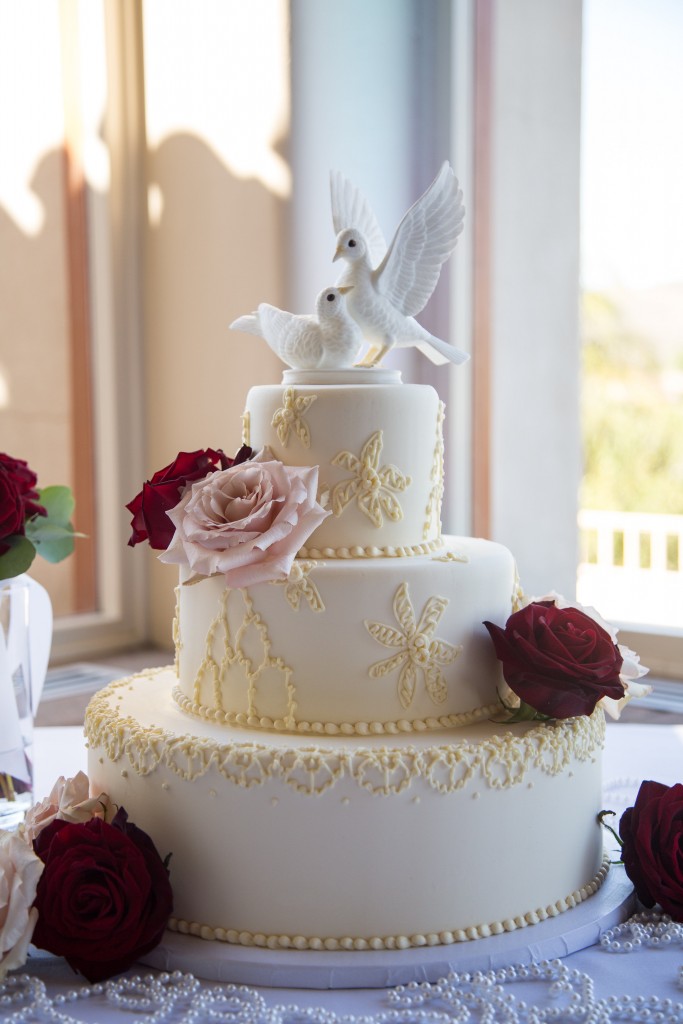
[
  {"left": 24, "top": 486, "right": 80, "bottom": 564},
  {"left": 32, "top": 523, "right": 76, "bottom": 564},
  {"left": 36, "top": 486, "right": 75, "bottom": 525},
  {"left": 490, "top": 696, "right": 551, "bottom": 724},
  {"left": 0, "top": 535, "right": 36, "bottom": 580}
]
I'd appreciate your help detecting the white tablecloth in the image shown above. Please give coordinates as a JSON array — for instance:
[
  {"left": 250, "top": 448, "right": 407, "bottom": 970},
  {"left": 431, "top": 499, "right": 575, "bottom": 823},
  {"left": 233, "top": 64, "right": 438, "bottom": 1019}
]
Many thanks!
[{"left": 17, "top": 722, "right": 683, "bottom": 1019}]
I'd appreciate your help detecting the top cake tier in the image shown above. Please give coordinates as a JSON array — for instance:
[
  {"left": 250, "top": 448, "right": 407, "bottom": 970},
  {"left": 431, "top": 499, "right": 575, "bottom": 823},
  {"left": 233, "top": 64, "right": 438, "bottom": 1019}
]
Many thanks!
[{"left": 243, "top": 368, "right": 444, "bottom": 556}]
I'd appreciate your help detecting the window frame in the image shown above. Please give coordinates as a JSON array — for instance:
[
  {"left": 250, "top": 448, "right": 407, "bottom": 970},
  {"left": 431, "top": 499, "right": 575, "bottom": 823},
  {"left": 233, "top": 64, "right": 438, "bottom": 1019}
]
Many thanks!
[{"left": 50, "top": 0, "right": 148, "bottom": 663}]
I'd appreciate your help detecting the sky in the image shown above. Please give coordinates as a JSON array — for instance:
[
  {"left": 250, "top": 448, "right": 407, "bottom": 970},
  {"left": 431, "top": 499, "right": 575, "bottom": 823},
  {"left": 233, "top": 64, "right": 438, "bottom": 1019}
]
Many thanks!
[{"left": 581, "top": 0, "right": 683, "bottom": 291}]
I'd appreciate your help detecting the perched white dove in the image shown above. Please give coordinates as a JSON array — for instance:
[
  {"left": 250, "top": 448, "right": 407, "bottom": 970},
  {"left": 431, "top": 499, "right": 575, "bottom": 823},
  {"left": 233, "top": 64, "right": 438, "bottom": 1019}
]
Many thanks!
[
  {"left": 331, "top": 162, "right": 469, "bottom": 367},
  {"left": 230, "top": 286, "right": 363, "bottom": 370}
]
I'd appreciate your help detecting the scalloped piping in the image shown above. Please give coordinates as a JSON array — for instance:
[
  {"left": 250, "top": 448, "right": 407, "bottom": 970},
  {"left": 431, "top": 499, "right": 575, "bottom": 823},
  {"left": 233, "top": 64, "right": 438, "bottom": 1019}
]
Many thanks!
[
  {"left": 85, "top": 670, "right": 606, "bottom": 796},
  {"left": 171, "top": 684, "right": 500, "bottom": 735},
  {"left": 298, "top": 538, "right": 444, "bottom": 559},
  {"left": 167, "top": 854, "right": 610, "bottom": 949}
]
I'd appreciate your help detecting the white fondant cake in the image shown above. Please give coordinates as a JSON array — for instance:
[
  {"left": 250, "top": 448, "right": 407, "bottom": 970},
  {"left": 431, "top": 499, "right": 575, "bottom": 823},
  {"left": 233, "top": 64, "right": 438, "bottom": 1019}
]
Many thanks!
[
  {"left": 174, "top": 536, "right": 516, "bottom": 735},
  {"left": 87, "top": 669, "right": 606, "bottom": 950},
  {"left": 86, "top": 370, "right": 608, "bottom": 951}
]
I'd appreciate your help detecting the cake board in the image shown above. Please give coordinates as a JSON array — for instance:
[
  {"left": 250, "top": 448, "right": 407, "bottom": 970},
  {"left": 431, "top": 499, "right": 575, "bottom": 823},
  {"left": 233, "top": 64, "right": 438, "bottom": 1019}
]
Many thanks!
[{"left": 140, "top": 866, "right": 634, "bottom": 989}]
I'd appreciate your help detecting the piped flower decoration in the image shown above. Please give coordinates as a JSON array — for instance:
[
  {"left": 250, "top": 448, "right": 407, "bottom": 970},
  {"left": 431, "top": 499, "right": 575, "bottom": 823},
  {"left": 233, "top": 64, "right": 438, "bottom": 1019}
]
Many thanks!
[
  {"left": 271, "top": 388, "right": 317, "bottom": 448},
  {"left": 274, "top": 560, "right": 325, "bottom": 612},
  {"left": 331, "top": 430, "right": 411, "bottom": 528},
  {"left": 365, "top": 582, "right": 461, "bottom": 709}
]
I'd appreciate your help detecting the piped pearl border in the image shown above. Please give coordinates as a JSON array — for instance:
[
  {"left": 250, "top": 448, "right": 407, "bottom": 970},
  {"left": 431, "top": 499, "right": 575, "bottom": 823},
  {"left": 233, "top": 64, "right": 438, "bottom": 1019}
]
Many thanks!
[
  {"left": 168, "top": 854, "right": 610, "bottom": 950},
  {"left": 298, "top": 538, "right": 443, "bottom": 559},
  {"left": 171, "top": 684, "right": 501, "bottom": 736}
]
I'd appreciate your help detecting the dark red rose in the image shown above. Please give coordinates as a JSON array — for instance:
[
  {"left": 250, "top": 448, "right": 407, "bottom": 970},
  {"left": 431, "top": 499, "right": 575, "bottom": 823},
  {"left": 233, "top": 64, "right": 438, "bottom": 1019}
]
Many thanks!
[
  {"left": 31, "top": 807, "right": 173, "bottom": 982},
  {"left": 619, "top": 780, "right": 683, "bottom": 920},
  {"left": 484, "top": 600, "right": 625, "bottom": 719},
  {"left": 0, "top": 453, "right": 46, "bottom": 521},
  {"left": 0, "top": 470, "right": 25, "bottom": 554},
  {"left": 126, "top": 445, "right": 253, "bottom": 550}
]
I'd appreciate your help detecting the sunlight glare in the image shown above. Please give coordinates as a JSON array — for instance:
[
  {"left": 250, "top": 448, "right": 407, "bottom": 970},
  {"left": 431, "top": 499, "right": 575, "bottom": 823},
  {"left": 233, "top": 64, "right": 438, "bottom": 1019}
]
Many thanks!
[
  {"left": 0, "top": 3, "right": 64, "bottom": 236},
  {"left": 143, "top": 0, "right": 291, "bottom": 198},
  {"left": 0, "top": 368, "right": 9, "bottom": 411}
]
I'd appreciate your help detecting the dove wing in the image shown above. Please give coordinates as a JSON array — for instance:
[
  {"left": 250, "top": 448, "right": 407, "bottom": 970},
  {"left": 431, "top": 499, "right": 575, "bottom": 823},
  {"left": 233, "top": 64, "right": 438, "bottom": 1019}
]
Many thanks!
[
  {"left": 230, "top": 313, "right": 262, "bottom": 337},
  {"left": 330, "top": 170, "right": 387, "bottom": 267},
  {"left": 374, "top": 162, "right": 465, "bottom": 317},
  {"left": 257, "top": 304, "right": 300, "bottom": 349}
]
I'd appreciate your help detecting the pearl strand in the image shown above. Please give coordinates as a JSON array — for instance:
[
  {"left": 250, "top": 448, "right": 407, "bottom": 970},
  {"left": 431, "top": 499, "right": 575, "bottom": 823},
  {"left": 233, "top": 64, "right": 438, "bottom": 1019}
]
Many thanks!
[
  {"left": 601, "top": 910, "right": 683, "bottom": 954},
  {"left": 2, "top": 941, "right": 683, "bottom": 1024}
]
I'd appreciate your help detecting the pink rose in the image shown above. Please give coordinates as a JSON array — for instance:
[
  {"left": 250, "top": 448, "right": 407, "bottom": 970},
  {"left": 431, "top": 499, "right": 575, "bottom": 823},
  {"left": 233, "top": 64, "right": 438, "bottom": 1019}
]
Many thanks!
[
  {"left": 21, "top": 772, "right": 114, "bottom": 845},
  {"left": 160, "top": 453, "right": 329, "bottom": 587},
  {"left": 0, "top": 829, "right": 44, "bottom": 980}
]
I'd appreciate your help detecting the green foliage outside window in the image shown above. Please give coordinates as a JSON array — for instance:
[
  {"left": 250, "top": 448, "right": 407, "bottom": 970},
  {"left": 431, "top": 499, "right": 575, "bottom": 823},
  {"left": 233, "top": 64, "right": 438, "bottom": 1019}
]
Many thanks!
[{"left": 581, "top": 291, "right": 683, "bottom": 515}]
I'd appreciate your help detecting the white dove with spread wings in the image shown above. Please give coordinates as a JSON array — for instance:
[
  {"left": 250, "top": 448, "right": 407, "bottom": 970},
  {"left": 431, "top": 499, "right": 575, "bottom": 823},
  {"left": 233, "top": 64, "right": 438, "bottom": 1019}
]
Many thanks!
[
  {"left": 230, "top": 286, "right": 362, "bottom": 370},
  {"left": 331, "top": 162, "right": 468, "bottom": 367}
]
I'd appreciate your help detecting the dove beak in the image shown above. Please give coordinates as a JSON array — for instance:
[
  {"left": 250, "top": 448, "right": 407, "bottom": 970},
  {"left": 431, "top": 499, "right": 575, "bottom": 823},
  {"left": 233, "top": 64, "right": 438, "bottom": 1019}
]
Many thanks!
[
  {"left": 338, "top": 285, "right": 353, "bottom": 294},
  {"left": 333, "top": 245, "right": 344, "bottom": 262}
]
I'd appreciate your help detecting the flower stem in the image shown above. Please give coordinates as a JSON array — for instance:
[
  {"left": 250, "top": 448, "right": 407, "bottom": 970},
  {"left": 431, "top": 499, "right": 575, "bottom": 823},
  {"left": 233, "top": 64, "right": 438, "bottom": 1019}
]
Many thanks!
[{"left": 598, "top": 809, "right": 623, "bottom": 849}]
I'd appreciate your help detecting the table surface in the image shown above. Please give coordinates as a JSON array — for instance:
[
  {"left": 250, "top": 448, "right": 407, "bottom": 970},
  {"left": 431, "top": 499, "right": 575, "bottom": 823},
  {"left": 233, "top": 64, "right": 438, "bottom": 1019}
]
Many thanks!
[{"left": 21, "top": 722, "right": 683, "bottom": 1018}]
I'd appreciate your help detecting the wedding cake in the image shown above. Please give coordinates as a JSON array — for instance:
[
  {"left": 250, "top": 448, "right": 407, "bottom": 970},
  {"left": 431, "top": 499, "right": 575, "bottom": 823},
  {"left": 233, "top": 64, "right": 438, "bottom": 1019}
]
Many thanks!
[{"left": 85, "top": 166, "right": 615, "bottom": 952}]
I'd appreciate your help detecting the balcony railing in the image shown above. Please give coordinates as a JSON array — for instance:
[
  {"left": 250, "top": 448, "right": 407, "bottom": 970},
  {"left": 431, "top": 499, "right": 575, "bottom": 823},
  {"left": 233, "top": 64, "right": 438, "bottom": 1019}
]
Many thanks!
[{"left": 577, "top": 509, "right": 683, "bottom": 630}]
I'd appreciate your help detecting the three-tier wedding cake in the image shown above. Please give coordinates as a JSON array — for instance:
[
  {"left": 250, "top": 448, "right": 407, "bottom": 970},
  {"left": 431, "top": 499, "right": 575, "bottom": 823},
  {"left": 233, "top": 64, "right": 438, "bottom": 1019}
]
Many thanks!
[{"left": 85, "top": 166, "right": 612, "bottom": 952}]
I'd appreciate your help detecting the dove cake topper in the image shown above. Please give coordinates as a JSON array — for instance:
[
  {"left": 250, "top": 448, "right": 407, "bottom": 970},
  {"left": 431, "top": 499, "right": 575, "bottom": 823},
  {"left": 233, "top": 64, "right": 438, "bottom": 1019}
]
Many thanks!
[
  {"left": 331, "top": 161, "right": 468, "bottom": 367},
  {"left": 230, "top": 286, "right": 363, "bottom": 370},
  {"left": 231, "top": 162, "right": 468, "bottom": 370}
]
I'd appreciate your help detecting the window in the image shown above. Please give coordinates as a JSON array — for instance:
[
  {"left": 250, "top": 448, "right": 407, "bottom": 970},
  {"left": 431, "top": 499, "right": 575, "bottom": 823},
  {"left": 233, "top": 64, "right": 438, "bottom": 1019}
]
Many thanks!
[
  {"left": 577, "top": 0, "right": 683, "bottom": 676},
  {"left": 1, "top": 2, "right": 147, "bottom": 662}
]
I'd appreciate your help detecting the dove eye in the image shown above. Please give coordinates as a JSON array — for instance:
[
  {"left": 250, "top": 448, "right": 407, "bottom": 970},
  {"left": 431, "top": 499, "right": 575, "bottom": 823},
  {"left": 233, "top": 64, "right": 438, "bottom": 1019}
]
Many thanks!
[
  {"left": 326, "top": 293, "right": 335, "bottom": 302},
  {"left": 348, "top": 239, "right": 356, "bottom": 248}
]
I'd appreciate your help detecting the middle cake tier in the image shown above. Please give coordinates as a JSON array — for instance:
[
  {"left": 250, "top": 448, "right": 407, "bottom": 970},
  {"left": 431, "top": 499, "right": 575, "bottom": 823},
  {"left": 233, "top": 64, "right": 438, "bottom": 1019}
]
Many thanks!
[{"left": 175, "top": 535, "right": 517, "bottom": 735}]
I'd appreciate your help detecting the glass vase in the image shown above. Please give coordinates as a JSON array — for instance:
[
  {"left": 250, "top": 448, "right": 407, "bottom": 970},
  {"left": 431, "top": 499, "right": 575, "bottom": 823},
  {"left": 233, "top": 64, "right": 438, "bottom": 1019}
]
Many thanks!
[{"left": 0, "top": 578, "right": 34, "bottom": 828}]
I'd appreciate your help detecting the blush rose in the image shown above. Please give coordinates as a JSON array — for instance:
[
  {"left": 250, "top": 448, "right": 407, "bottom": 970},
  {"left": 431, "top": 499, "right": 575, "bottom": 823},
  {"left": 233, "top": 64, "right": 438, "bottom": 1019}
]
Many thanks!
[
  {"left": 619, "top": 780, "right": 683, "bottom": 920},
  {"left": 31, "top": 808, "right": 172, "bottom": 982},
  {"left": 0, "top": 830, "right": 44, "bottom": 981},
  {"left": 21, "top": 771, "right": 114, "bottom": 845},
  {"left": 126, "top": 446, "right": 253, "bottom": 550},
  {"left": 484, "top": 599, "right": 625, "bottom": 719},
  {"left": 160, "top": 452, "right": 329, "bottom": 587}
]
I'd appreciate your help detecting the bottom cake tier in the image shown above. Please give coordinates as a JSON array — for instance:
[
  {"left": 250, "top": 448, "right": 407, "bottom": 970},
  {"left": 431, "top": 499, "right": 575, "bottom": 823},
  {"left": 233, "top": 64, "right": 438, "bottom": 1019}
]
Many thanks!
[{"left": 85, "top": 668, "right": 608, "bottom": 950}]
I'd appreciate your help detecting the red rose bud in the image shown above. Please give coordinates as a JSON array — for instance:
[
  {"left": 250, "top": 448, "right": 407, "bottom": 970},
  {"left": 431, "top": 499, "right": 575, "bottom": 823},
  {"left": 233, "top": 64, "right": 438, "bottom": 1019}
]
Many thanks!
[
  {"left": 0, "top": 454, "right": 47, "bottom": 555},
  {"left": 484, "top": 600, "right": 625, "bottom": 719},
  {"left": 619, "top": 780, "right": 683, "bottom": 920},
  {"left": 0, "top": 469, "right": 25, "bottom": 553},
  {"left": 126, "top": 446, "right": 253, "bottom": 550},
  {"left": 31, "top": 808, "right": 173, "bottom": 982}
]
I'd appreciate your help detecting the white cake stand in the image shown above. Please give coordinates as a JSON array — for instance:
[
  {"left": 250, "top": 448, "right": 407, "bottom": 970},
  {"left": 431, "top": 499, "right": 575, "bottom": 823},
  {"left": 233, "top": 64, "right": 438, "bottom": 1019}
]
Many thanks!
[{"left": 140, "top": 868, "right": 635, "bottom": 989}]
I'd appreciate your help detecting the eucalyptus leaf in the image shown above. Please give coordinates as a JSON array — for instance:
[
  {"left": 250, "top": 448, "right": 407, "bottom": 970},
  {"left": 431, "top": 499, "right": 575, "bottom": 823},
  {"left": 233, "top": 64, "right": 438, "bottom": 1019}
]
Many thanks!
[
  {"left": 32, "top": 524, "right": 76, "bottom": 564},
  {"left": 0, "top": 535, "right": 36, "bottom": 580},
  {"left": 26, "top": 521, "right": 76, "bottom": 544},
  {"left": 36, "top": 485, "right": 75, "bottom": 525}
]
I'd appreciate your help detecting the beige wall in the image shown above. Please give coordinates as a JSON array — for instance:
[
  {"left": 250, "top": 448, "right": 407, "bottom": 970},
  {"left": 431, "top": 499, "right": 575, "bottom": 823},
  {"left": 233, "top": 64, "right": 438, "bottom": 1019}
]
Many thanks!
[
  {"left": 141, "top": 1, "right": 288, "bottom": 645},
  {"left": 0, "top": 3, "right": 75, "bottom": 615}
]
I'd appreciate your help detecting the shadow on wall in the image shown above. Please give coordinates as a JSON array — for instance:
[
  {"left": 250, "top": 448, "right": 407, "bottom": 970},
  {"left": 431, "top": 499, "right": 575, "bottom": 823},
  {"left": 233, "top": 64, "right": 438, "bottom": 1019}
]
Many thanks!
[
  {"left": 0, "top": 133, "right": 287, "bottom": 623},
  {"left": 142, "top": 132, "right": 288, "bottom": 645},
  {"left": 0, "top": 147, "right": 77, "bottom": 616},
  {"left": 145, "top": 131, "right": 287, "bottom": 461}
]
